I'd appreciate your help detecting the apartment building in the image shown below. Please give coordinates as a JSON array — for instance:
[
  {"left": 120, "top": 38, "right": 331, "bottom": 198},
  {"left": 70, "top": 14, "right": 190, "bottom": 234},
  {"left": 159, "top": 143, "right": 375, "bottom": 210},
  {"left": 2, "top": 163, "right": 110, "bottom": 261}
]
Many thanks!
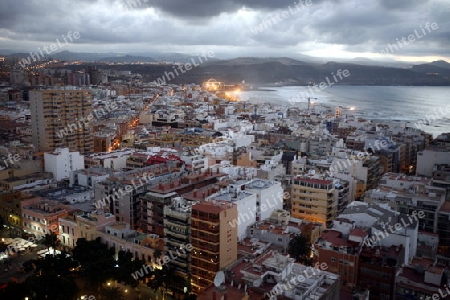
[
  {"left": 198, "top": 250, "right": 340, "bottom": 300},
  {"left": 376, "top": 173, "right": 447, "bottom": 234},
  {"left": 94, "top": 164, "right": 174, "bottom": 229},
  {"left": 97, "top": 222, "right": 163, "bottom": 262},
  {"left": 358, "top": 245, "right": 405, "bottom": 300},
  {"left": 163, "top": 197, "right": 193, "bottom": 296},
  {"left": 84, "top": 148, "right": 135, "bottom": 170},
  {"left": 396, "top": 257, "right": 448, "bottom": 299},
  {"left": 44, "top": 147, "right": 84, "bottom": 181},
  {"left": 142, "top": 169, "right": 225, "bottom": 234},
  {"left": 291, "top": 176, "right": 337, "bottom": 227},
  {"left": 190, "top": 200, "right": 238, "bottom": 294},
  {"left": 30, "top": 89, "right": 94, "bottom": 154},
  {"left": 22, "top": 199, "right": 68, "bottom": 238},
  {"left": 58, "top": 212, "right": 79, "bottom": 248},
  {"left": 0, "top": 192, "right": 40, "bottom": 229},
  {"left": 417, "top": 146, "right": 450, "bottom": 177}
]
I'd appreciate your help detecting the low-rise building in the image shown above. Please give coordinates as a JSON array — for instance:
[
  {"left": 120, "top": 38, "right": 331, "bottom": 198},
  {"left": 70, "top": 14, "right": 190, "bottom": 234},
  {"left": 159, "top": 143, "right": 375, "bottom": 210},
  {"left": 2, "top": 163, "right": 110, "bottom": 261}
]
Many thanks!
[
  {"left": 22, "top": 199, "right": 68, "bottom": 238},
  {"left": 97, "top": 222, "right": 163, "bottom": 262},
  {"left": 44, "top": 148, "right": 85, "bottom": 181}
]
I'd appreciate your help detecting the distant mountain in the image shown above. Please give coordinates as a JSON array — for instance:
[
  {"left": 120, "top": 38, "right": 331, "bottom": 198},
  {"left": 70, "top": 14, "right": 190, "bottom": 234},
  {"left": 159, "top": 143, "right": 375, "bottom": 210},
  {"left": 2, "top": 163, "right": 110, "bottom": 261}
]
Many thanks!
[
  {"left": 57, "top": 56, "right": 447, "bottom": 85},
  {"left": 429, "top": 60, "right": 450, "bottom": 69},
  {"left": 1, "top": 50, "right": 218, "bottom": 64},
  {"left": 0, "top": 49, "right": 19, "bottom": 55},
  {"left": 410, "top": 60, "right": 450, "bottom": 76},
  {"left": 191, "top": 57, "right": 450, "bottom": 85},
  {"left": 97, "top": 55, "right": 157, "bottom": 63},
  {"left": 203, "top": 57, "right": 311, "bottom": 66}
]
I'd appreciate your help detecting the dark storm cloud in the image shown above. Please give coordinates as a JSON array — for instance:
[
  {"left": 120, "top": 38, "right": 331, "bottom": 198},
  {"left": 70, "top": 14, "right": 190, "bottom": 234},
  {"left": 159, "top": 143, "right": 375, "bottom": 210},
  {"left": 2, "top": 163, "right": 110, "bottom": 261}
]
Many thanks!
[
  {"left": 0, "top": 0, "right": 448, "bottom": 60},
  {"left": 121, "top": 0, "right": 330, "bottom": 18},
  {"left": 378, "top": 0, "right": 429, "bottom": 10}
]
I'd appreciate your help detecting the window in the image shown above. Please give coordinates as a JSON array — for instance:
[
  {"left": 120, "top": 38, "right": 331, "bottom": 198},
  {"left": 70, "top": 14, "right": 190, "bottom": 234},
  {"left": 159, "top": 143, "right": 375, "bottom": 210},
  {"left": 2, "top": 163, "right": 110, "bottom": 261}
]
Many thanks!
[{"left": 331, "top": 257, "right": 336, "bottom": 262}]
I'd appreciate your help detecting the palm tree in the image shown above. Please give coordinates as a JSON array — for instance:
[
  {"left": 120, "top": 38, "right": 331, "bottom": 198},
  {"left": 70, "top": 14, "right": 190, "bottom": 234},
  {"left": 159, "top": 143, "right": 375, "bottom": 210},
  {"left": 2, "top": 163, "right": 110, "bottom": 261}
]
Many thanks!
[
  {"left": 288, "top": 235, "right": 311, "bottom": 265},
  {"left": 43, "top": 232, "right": 60, "bottom": 255}
]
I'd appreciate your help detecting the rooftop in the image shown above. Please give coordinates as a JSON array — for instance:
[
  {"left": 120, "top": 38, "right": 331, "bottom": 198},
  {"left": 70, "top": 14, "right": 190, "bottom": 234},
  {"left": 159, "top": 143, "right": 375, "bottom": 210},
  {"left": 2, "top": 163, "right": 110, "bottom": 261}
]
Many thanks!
[{"left": 192, "top": 200, "right": 235, "bottom": 214}]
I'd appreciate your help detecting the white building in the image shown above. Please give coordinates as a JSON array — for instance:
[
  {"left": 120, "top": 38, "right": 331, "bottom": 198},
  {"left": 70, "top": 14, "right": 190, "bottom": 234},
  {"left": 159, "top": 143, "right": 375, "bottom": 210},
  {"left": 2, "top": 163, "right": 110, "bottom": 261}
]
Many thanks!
[
  {"left": 207, "top": 185, "right": 257, "bottom": 241},
  {"left": 44, "top": 147, "right": 84, "bottom": 181},
  {"left": 69, "top": 167, "right": 112, "bottom": 189},
  {"left": 207, "top": 179, "right": 284, "bottom": 241},
  {"left": 84, "top": 148, "right": 135, "bottom": 170},
  {"left": 180, "top": 152, "right": 208, "bottom": 173},
  {"left": 338, "top": 201, "right": 418, "bottom": 263},
  {"left": 416, "top": 148, "right": 450, "bottom": 177},
  {"left": 244, "top": 179, "right": 284, "bottom": 221}
]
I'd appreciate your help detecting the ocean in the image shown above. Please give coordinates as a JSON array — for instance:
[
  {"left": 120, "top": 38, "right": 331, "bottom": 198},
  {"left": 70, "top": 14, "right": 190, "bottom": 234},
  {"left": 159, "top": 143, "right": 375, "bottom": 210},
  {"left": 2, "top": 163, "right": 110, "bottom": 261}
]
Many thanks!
[{"left": 239, "top": 86, "right": 450, "bottom": 137}]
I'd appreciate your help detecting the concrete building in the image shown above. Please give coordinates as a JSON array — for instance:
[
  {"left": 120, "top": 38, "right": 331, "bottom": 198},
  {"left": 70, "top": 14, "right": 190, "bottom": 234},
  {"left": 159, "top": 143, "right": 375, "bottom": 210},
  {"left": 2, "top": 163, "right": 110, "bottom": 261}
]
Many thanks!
[
  {"left": 198, "top": 250, "right": 340, "bottom": 300},
  {"left": 438, "top": 202, "right": 450, "bottom": 253},
  {"left": 330, "top": 156, "right": 382, "bottom": 191},
  {"left": 163, "top": 197, "right": 193, "bottom": 294},
  {"left": 368, "top": 173, "right": 447, "bottom": 234},
  {"left": 396, "top": 257, "right": 448, "bottom": 299},
  {"left": 0, "top": 191, "right": 40, "bottom": 230},
  {"left": 30, "top": 89, "right": 94, "bottom": 154},
  {"left": 338, "top": 202, "right": 419, "bottom": 264},
  {"left": 417, "top": 147, "right": 450, "bottom": 177},
  {"left": 291, "top": 176, "right": 337, "bottom": 227},
  {"left": 76, "top": 210, "right": 116, "bottom": 241},
  {"left": 314, "top": 228, "right": 365, "bottom": 291},
  {"left": 97, "top": 222, "right": 163, "bottom": 262},
  {"left": 84, "top": 148, "right": 135, "bottom": 170},
  {"left": 22, "top": 199, "right": 68, "bottom": 238},
  {"left": 142, "top": 169, "right": 225, "bottom": 234},
  {"left": 94, "top": 164, "right": 171, "bottom": 229},
  {"left": 243, "top": 179, "right": 284, "bottom": 222},
  {"left": 191, "top": 200, "right": 238, "bottom": 294},
  {"left": 432, "top": 164, "right": 450, "bottom": 199},
  {"left": 58, "top": 212, "right": 79, "bottom": 249},
  {"left": 358, "top": 245, "right": 405, "bottom": 300},
  {"left": 69, "top": 167, "right": 112, "bottom": 189},
  {"left": 207, "top": 183, "right": 257, "bottom": 241},
  {"left": 10, "top": 69, "right": 27, "bottom": 85},
  {"left": 44, "top": 147, "right": 84, "bottom": 181},
  {"left": 180, "top": 152, "right": 208, "bottom": 173}
]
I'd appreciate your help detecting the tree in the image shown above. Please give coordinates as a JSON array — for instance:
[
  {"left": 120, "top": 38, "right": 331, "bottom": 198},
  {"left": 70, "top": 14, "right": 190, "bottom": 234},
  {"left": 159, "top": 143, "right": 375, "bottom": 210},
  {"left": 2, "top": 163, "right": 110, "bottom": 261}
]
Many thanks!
[
  {"left": 72, "top": 238, "right": 116, "bottom": 289},
  {"left": 145, "top": 265, "right": 176, "bottom": 300},
  {"left": 0, "top": 215, "right": 5, "bottom": 230},
  {"left": 99, "top": 286, "right": 122, "bottom": 300},
  {"left": 288, "top": 235, "right": 311, "bottom": 265},
  {"left": 34, "top": 252, "right": 78, "bottom": 277},
  {"left": 43, "top": 232, "right": 60, "bottom": 254},
  {"left": 153, "top": 248, "right": 162, "bottom": 263},
  {"left": 113, "top": 250, "right": 145, "bottom": 287},
  {"left": 0, "top": 256, "right": 79, "bottom": 300}
]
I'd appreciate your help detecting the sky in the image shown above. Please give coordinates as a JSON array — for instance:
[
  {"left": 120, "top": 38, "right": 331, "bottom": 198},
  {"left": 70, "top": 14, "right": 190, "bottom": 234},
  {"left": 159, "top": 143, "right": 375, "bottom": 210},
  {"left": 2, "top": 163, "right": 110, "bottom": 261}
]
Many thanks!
[{"left": 0, "top": 0, "right": 449, "bottom": 62}]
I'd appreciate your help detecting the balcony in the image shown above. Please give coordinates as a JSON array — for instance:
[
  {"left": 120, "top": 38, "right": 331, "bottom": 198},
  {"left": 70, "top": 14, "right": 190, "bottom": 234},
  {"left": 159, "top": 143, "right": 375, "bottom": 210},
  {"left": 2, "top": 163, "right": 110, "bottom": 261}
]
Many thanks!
[{"left": 165, "top": 209, "right": 190, "bottom": 222}]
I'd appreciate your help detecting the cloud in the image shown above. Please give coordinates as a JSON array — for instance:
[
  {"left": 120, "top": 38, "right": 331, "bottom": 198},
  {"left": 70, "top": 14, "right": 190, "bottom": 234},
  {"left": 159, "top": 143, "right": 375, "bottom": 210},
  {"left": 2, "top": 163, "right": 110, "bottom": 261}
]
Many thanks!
[{"left": 0, "top": 0, "right": 448, "bottom": 61}]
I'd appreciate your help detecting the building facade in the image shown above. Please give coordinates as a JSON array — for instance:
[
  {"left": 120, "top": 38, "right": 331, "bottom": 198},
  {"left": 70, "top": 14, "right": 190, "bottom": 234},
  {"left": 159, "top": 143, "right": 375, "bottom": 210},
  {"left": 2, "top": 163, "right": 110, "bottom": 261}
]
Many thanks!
[{"left": 30, "top": 89, "right": 94, "bottom": 154}]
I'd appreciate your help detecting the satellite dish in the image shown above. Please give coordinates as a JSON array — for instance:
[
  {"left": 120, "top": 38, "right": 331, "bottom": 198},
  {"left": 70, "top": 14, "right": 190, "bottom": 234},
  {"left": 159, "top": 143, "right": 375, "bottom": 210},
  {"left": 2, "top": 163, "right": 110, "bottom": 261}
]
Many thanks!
[
  {"left": 214, "top": 271, "right": 225, "bottom": 287},
  {"left": 253, "top": 279, "right": 262, "bottom": 287}
]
